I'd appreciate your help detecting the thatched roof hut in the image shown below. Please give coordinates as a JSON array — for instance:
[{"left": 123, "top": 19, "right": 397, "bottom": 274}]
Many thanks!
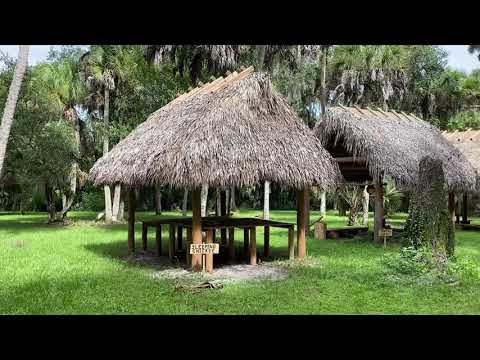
[
  {"left": 442, "top": 129, "right": 480, "bottom": 175},
  {"left": 90, "top": 67, "right": 341, "bottom": 191},
  {"left": 313, "top": 106, "right": 478, "bottom": 193}
]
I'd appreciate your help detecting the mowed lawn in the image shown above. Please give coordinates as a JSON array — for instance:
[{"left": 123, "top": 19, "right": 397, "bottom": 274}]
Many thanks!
[{"left": 1, "top": 209, "right": 480, "bottom": 314}]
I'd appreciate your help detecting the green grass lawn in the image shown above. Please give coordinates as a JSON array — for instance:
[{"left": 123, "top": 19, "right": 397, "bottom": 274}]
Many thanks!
[{"left": 1, "top": 209, "right": 479, "bottom": 314}]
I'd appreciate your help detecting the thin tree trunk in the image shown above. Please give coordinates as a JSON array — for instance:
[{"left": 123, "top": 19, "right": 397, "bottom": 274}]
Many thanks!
[
  {"left": 225, "top": 188, "right": 230, "bottom": 215},
  {"left": 362, "top": 184, "right": 370, "bottom": 225},
  {"left": 118, "top": 194, "right": 125, "bottom": 222},
  {"left": 103, "top": 87, "right": 112, "bottom": 223},
  {"left": 0, "top": 45, "right": 29, "bottom": 178},
  {"left": 320, "top": 191, "right": 326, "bottom": 217},
  {"left": 155, "top": 185, "right": 162, "bottom": 215},
  {"left": 263, "top": 181, "right": 270, "bottom": 220},
  {"left": 230, "top": 186, "right": 236, "bottom": 212},
  {"left": 201, "top": 184, "right": 208, "bottom": 217},
  {"left": 216, "top": 188, "right": 221, "bottom": 216},
  {"left": 111, "top": 184, "right": 121, "bottom": 222},
  {"left": 182, "top": 189, "right": 188, "bottom": 216},
  {"left": 319, "top": 45, "right": 328, "bottom": 118}
]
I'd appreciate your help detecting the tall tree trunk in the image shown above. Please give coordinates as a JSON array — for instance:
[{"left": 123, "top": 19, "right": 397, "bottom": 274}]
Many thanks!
[
  {"left": 111, "top": 184, "right": 121, "bottom": 222},
  {"left": 59, "top": 107, "right": 81, "bottom": 219},
  {"left": 230, "top": 187, "right": 236, "bottom": 212},
  {"left": 216, "top": 188, "right": 221, "bottom": 216},
  {"left": 320, "top": 191, "right": 326, "bottom": 217},
  {"left": 182, "top": 189, "right": 188, "bottom": 216},
  {"left": 45, "top": 184, "right": 56, "bottom": 223},
  {"left": 201, "top": 184, "right": 208, "bottom": 217},
  {"left": 263, "top": 181, "right": 270, "bottom": 220},
  {"left": 155, "top": 185, "right": 162, "bottom": 215},
  {"left": 362, "top": 184, "right": 370, "bottom": 225},
  {"left": 338, "top": 196, "right": 347, "bottom": 216},
  {"left": 319, "top": 45, "right": 328, "bottom": 118},
  {"left": 225, "top": 188, "right": 230, "bottom": 215},
  {"left": 103, "top": 87, "right": 112, "bottom": 223},
  {"left": 118, "top": 194, "right": 125, "bottom": 222},
  {"left": 0, "top": 45, "right": 29, "bottom": 178}
]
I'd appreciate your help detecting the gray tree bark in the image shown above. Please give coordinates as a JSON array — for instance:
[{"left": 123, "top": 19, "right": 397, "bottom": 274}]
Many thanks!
[
  {"left": 230, "top": 187, "right": 236, "bottom": 212},
  {"left": 0, "top": 45, "right": 29, "bottom": 178},
  {"left": 182, "top": 189, "right": 188, "bottom": 216},
  {"left": 263, "top": 181, "right": 270, "bottom": 220},
  {"left": 362, "top": 184, "right": 370, "bottom": 225},
  {"left": 201, "top": 184, "right": 208, "bottom": 217},
  {"left": 111, "top": 184, "right": 121, "bottom": 222},
  {"left": 155, "top": 185, "right": 162, "bottom": 215},
  {"left": 103, "top": 87, "right": 112, "bottom": 223},
  {"left": 320, "top": 191, "right": 326, "bottom": 217}
]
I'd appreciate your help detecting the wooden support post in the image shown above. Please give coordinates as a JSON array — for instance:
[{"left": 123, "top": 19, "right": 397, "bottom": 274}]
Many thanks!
[
  {"left": 297, "top": 189, "right": 307, "bottom": 258},
  {"left": 243, "top": 228, "right": 250, "bottom": 258},
  {"left": 288, "top": 226, "right": 295, "bottom": 260},
  {"left": 191, "top": 188, "right": 203, "bottom": 271},
  {"left": 264, "top": 226, "right": 270, "bottom": 257},
  {"left": 373, "top": 179, "right": 385, "bottom": 244},
  {"left": 169, "top": 224, "right": 175, "bottom": 260},
  {"left": 249, "top": 227, "right": 257, "bottom": 265},
  {"left": 305, "top": 188, "right": 310, "bottom": 236},
  {"left": 220, "top": 190, "right": 227, "bottom": 244},
  {"left": 205, "top": 229, "right": 214, "bottom": 273},
  {"left": 461, "top": 193, "right": 469, "bottom": 224},
  {"left": 228, "top": 227, "right": 235, "bottom": 261},
  {"left": 177, "top": 225, "right": 183, "bottom": 251},
  {"left": 186, "top": 228, "right": 192, "bottom": 266},
  {"left": 127, "top": 189, "right": 136, "bottom": 254},
  {"left": 155, "top": 224, "right": 162, "bottom": 257},
  {"left": 142, "top": 223, "right": 148, "bottom": 251},
  {"left": 448, "top": 192, "right": 456, "bottom": 224}
]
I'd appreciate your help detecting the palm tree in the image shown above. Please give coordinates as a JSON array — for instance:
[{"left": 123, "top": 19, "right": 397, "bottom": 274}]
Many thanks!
[
  {"left": 82, "top": 45, "right": 137, "bottom": 223},
  {"left": 34, "top": 57, "right": 86, "bottom": 219},
  {"left": 0, "top": 45, "right": 29, "bottom": 178}
]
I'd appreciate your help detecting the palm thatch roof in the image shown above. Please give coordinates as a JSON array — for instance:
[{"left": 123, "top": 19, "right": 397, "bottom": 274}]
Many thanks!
[
  {"left": 90, "top": 67, "right": 341, "bottom": 190},
  {"left": 442, "top": 129, "right": 480, "bottom": 174},
  {"left": 314, "top": 106, "right": 478, "bottom": 192}
]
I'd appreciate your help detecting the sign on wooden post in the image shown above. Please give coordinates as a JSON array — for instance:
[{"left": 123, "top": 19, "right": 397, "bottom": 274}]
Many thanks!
[
  {"left": 378, "top": 228, "right": 393, "bottom": 248},
  {"left": 190, "top": 243, "right": 220, "bottom": 273}
]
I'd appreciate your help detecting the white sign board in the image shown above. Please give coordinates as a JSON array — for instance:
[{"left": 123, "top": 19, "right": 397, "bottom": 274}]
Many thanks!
[{"left": 190, "top": 243, "right": 220, "bottom": 255}]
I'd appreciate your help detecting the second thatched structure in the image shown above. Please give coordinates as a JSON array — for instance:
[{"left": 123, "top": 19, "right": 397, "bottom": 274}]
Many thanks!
[
  {"left": 90, "top": 66, "right": 342, "bottom": 270},
  {"left": 314, "top": 105, "right": 478, "bottom": 242}
]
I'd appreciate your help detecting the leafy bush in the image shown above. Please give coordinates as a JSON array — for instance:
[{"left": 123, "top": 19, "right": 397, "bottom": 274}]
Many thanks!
[
  {"left": 382, "top": 246, "right": 480, "bottom": 284},
  {"left": 74, "top": 188, "right": 104, "bottom": 211}
]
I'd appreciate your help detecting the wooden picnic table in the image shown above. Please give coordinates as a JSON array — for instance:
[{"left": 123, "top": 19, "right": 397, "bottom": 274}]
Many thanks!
[{"left": 140, "top": 216, "right": 295, "bottom": 268}]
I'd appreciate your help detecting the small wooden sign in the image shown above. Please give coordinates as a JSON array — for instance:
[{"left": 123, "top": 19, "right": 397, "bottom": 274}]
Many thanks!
[
  {"left": 378, "top": 228, "right": 393, "bottom": 237},
  {"left": 190, "top": 243, "right": 220, "bottom": 255}
]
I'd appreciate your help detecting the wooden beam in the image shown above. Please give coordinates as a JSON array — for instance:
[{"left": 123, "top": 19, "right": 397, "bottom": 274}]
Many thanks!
[
  {"left": 461, "top": 193, "right": 469, "bottom": 224},
  {"left": 335, "top": 156, "right": 367, "bottom": 163},
  {"left": 205, "top": 230, "right": 214, "bottom": 273},
  {"left": 249, "top": 227, "right": 257, "bottom": 265},
  {"left": 297, "top": 189, "right": 307, "bottom": 258},
  {"left": 228, "top": 227, "right": 235, "bottom": 262},
  {"left": 264, "top": 226, "right": 270, "bottom": 257},
  {"left": 127, "top": 189, "right": 136, "bottom": 254},
  {"left": 169, "top": 224, "right": 175, "bottom": 260},
  {"left": 373, "top": 178, "right": 385, "bottom": 244},
  {"left": 177, "top": 225, "right": 183, "bottom": 251},
  {"left": 243, "top": 228, "right": 250, "bottom": 258},
  {"left": 191, "top": 188, "right": 203, "bottom": 271},
  {"left": 142, "top": 222, "right": 148, "bottom": 251}
]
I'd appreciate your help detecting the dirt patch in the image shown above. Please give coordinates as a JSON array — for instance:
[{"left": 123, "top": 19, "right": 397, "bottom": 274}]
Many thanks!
[{"left": 152, "top": 263, "right": 289, "bottom": 284}]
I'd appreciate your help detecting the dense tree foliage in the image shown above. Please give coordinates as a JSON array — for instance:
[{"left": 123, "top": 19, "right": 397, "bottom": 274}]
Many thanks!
[{"left": 0, "top": 45, "right": 478, "bottom": 216}]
